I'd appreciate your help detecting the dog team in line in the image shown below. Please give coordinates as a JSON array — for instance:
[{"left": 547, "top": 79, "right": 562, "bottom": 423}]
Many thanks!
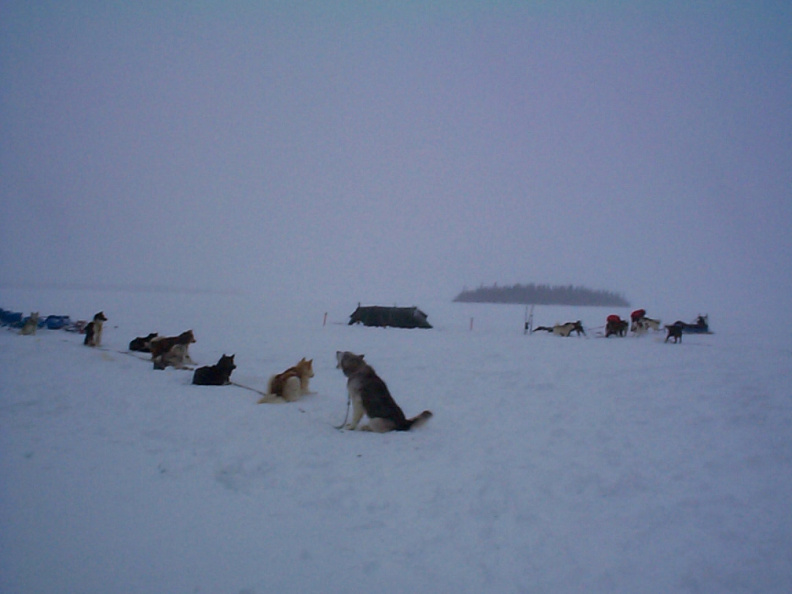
[
  {"left": 16, "top": 310, "right": 430, "bottom": 433},
  {"left": 532, "top": 308, "right": 709, "bottom": 343},
  {"left": 11, "top": 305, "right": 709, "bottom": 431}
]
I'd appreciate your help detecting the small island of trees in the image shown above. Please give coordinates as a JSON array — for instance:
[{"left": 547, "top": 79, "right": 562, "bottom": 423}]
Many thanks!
[{"left": 453, "top": 283, "right": 630, "bottom": 307}]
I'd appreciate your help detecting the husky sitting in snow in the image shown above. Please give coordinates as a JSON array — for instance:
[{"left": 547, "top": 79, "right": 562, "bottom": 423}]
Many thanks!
[
  {"left": 84, "top": 312, "right": 107, "bottom": 347},
  {"left": 19, "top": 312, "right": 39, "bottom": 336},
  {"left": 335, "top": 351, "right": 432, "bottom": 432}
]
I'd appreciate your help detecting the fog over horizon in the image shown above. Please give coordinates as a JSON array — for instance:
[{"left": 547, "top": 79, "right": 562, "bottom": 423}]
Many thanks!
[{"left": 2, "top": 2, "right": 790, "bottom": 319}]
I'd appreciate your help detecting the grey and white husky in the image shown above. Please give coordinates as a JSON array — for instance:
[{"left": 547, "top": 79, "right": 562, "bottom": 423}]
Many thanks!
[
  {"left": 335, "top": 351, "right": 432, "bottom": 432},
  {"left": 152, "top": 343, "right": 194, "bottom": 370}
]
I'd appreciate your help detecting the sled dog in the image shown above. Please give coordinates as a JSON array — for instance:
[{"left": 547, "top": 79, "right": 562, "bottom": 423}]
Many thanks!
[
  {"left": 152, "top": 343, "right": 194, "bottom": 370},
  {"left": 642, "top": 317, "right": 662, "bottom": 331},
  {"left": 129, "top": 332, "right": 158, "bottom": 352},
  {"left": 631, "top": 317, "right": 661, "bottom": 335},
  {"left": 149, "top": 330, "right": 196, "bottom": 359},
  {"left": 84, "top": 311, "right": 107, "bottom": 346},
  {"left": 193, "top": 354, "right": 236, "bottom": 385},
  {"left": 665, "top": 323, "right": 683, "bottom": 344},
  {"left": 533, "top": 321, "right": 585, "bottom": 337},
  {"left": 20, "top": 312, "right": 39, "bottom": 335},
  {"left": 257, "top": 357, "right": 315, "bottom": 403},
  {"left": 605, "top": 316, "right": 628, "bottom": 338},
  {"left": 335, "top": 351, "right": 432, "bottom": 432}
]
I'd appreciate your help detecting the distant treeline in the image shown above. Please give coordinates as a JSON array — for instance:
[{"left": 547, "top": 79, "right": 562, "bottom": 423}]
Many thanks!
[{"left": 453, "top": 283, "right": 630, "bottom": 307}]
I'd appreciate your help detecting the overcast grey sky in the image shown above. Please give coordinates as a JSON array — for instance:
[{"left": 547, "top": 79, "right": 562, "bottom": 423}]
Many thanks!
[{"left": 2, "top": 1, "right": 790, "bottom": 317}]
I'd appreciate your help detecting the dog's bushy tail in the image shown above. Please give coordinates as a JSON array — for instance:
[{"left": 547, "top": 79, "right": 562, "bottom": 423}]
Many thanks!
[{"left": 403, "top": 410, "right": 433, "bottom": 430}]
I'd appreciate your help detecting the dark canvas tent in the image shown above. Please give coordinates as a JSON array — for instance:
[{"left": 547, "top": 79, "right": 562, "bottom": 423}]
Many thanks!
[{"left": 348, "top": 305, "right": 432, "bottom": 329}]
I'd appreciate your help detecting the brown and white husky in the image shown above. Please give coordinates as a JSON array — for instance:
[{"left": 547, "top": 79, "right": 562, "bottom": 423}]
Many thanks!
[
  {"left": 149, "top": 330, "right": 195, "bottom": 360},
  {"left": 257, "top": 357, "right": 315, "bottom": 404}
]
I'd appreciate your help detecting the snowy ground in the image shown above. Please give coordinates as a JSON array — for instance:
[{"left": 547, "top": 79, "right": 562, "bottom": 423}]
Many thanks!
[{"left": 1, "top": 288, "right": 791, "bottom": 593}]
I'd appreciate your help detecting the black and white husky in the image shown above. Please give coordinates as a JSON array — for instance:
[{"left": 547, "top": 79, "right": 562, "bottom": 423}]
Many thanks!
[
  {"left": 335, "top": 351, "right": 432, "bottom": 432},
  {"left": 84, "top": 312, "right": 107, "bottom": 347}
]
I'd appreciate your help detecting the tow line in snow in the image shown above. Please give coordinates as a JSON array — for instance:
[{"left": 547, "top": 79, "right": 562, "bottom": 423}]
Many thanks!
[{"left": 334, "top": 395, "right": 351, "bottom": 430}]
